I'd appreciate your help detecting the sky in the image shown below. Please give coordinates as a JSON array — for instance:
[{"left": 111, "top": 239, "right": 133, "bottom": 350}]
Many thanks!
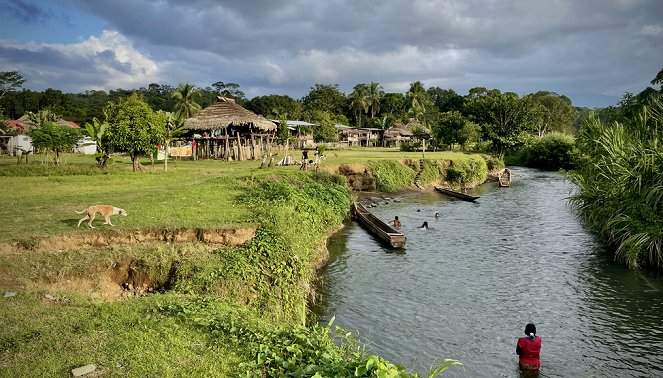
[{"left": 0, "top": 0, "right": 661, "bottom": 108}]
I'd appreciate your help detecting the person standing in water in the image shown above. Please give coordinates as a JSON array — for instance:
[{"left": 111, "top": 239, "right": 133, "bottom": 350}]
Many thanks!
[
  {"left": 516, "top": 323, "right": 542, "bottom": 372},
  {"left": 388, "top": 216, "right": 401, "bottom": 228}
]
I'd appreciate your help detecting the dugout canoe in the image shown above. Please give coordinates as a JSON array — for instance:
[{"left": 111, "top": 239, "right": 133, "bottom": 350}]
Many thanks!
[
  {"left": 499, "top": 168, "right": 512, "bottom": 187},
  {"left": 435, "top": 187, "right": 480, "bottom": 202},
  {"left": 351, "top": 202, "right": 406, "bottom": 248}
]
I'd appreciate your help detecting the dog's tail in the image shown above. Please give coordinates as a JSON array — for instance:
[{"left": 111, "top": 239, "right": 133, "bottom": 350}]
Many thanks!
[{"left": 75, "top": 210, "right": 86, "bottom": 214}]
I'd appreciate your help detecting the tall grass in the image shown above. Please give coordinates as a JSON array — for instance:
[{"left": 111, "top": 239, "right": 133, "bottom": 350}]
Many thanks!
[{"left": 569, "top": 95, "right": 663, "bottom": 269}]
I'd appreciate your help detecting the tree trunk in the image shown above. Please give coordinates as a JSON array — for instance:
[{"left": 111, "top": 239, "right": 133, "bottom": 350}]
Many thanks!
[{"left": 164, "top": 143, "right": 169, "bottom": 172}]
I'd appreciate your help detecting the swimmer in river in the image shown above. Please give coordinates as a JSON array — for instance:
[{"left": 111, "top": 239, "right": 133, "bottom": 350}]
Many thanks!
[
  {"left": 419, "top": 221, "right": 429, "bottom": 229},
  {"left": 434, "top": 212, "right": 440, "bottom": 219},
  {"left": 388, "top": 216, "right": 401, "bottom": 228}
]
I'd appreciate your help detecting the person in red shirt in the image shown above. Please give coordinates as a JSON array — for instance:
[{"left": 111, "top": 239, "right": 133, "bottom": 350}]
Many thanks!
[{"left": 516, "top": 323, "right": 542, "bottom": 372}]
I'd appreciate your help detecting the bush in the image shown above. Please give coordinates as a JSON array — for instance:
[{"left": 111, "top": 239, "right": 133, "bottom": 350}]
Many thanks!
[
  {"left": 484, "top": 156, "right": 505, "bottom": 172},
  {"left": 507, "top": 132, "right": 576, "bottom": 170},
  {"left": 367, "top": 160, "right": 417, "bottom": 192},
  {"left": 445, "top": 156, "right": 488, "bottom": 188}
]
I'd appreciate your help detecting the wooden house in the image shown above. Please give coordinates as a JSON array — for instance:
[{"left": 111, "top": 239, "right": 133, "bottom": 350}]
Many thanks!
[{"left": 184, "top": 96, "right": 277, "bottom": 160}]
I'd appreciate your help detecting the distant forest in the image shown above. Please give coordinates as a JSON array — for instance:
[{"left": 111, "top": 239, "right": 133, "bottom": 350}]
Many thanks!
[{"left": 1, "top": 71, "right": 661, "bottom": 141}]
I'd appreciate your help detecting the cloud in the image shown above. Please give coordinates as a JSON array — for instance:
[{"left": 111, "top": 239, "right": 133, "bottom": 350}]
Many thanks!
[
  {"left": 3, "top": 0, "right": 663, "bottom": 107},
  {"left": 640, "top": 24, "right": 663, "bottom": 37},
  {"left": 0, "top": 30, "right": 159, "bottom": 92},
  {"left": 0, "top": 0, "right": 50, "bottom": 23}
]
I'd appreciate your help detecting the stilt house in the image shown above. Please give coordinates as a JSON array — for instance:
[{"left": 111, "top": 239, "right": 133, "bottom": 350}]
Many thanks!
[{"left": 184, "top": 96, "right": 277, "bottom": 160}]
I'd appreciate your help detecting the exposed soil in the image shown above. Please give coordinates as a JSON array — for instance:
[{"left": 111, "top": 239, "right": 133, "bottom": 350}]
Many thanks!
[
  {"left": 0, "top": 226, "right": 259, "bottom": 301},
  {"left": 322, "top": 163, "right": 376, "bottom": 191},
  {"left": 2, "top": 225, "right": 258, "bottom": 254}
]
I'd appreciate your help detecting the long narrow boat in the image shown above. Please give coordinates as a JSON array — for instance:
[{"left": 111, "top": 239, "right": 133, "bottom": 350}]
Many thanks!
[
  {"left": 498, "top": 168, "right": 512, "bottom": 187},
  {"left": 351, "top": 202, "right": 406, "bottom": 248},
  {"left": 435, "top": 187, "right": 480, "bottom": 202}
]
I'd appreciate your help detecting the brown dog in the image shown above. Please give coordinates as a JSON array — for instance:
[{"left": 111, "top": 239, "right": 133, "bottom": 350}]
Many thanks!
[{"left": 76, "top": 205, "right": 127, "bottom": 228}]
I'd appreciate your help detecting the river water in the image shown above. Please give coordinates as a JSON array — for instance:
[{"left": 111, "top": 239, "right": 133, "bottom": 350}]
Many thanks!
[{"left": 313, "top": 167, "right": 663, "bottom": 377}]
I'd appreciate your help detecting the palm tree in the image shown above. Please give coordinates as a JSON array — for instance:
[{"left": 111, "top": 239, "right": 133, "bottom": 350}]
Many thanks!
[
  {"left": 349, "top": 85, "right": 369, "bottom": 127},
  {"left": 172, "top": 82, "right": 201, "bottom": 119},
  {"left": 366, "top": 82, "right": 384, "bottom": 119},
  {"left": 407, "top": 81, "right": 430, "bottom": 126}
]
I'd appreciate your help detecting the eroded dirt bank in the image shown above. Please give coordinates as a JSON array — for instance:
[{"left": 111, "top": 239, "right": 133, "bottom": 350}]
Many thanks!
[{"left": 1, "top": 225, "right": 259, "bottom": 255}]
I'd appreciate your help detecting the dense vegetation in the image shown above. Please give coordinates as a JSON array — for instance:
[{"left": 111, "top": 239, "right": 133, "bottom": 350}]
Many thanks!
[
  {"left": 505, "top": 132, "right": 577, "bottom": 170},
  {"left": 2, "top": 71, "right": 592, "bottom": 159},
  {"left": 569, "top": 94, "right": 663, "bottom": 269}
]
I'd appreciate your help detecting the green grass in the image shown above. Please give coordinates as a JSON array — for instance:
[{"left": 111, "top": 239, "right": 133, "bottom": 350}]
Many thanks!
[
  {"left": 0, "top": 148, "right": 479, "bottom": 376},
  {"left": 322, "top": 147, "right": 477, "bottom": 164}
]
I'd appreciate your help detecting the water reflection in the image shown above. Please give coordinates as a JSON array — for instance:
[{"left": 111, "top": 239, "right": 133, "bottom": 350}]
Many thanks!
[{"left": 314, "top": 168, "right": 663, "bottom": 377}]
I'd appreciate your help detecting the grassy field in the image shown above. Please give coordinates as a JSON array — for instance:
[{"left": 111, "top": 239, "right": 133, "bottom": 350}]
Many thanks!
[
  {"left": 0, "top": 148, "right": 476, "bottom": 376},
  {"left": 0, "top": 148, "right": 477, "bottom": 240}
]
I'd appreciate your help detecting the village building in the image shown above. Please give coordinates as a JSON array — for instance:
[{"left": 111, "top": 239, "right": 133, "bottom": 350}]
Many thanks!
[
  {"left": 184, "top": 96, "right": 276, "bottom": 160},
  {"left": 1, "top": 115, "right": 82, "bottom": 155},
  {"left": 336, "top": 125, "right": 383, "bottom": 147}
]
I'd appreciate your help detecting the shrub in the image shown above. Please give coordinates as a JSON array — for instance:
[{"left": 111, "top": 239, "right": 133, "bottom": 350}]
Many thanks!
[
  {"left": 484, "top": 156, "right": 505, "bottom": 172},
  {"left": 367, "top": 160, "right": 417, "bottom": 192},
  {"left": 508, "top": 132, "right": 575, "bottom": 170},
  {"left": 446, "top": 156, "right": 488, "bottom": 188}
]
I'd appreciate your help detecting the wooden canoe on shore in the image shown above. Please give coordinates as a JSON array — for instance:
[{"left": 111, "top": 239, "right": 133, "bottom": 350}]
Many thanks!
[
  {"left": 351, "top": 202, "right": 406, "bottom": 248},
  {"left": 435, "top": 187, "right": 480, "bottom": 202},
  {"left": 499, "top": 168, "right": 511, "bottom": 187}
]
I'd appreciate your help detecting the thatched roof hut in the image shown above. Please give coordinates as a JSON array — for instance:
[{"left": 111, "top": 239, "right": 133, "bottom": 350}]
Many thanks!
[
  {"left": 385, "top": 120, "right": 430, "bottom": 139},
  {"left": 185, "top": 96, "right": 276, "bottom": 132}
]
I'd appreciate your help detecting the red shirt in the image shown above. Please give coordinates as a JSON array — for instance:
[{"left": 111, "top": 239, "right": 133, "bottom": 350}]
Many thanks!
[{"left": 516, "top": 336, "right": 542, "bottom": 367}]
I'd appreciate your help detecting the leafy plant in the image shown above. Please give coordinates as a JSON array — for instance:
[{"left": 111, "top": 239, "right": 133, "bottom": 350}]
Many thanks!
[
  {"left": 28, "top": 122, "right": 80, "bottom": 165},
  {"left": 569, "top": 95, "right": 663, "bottom": 269},
  {"left": 84, "top": 117, "right": 112, "bottom": 168}
]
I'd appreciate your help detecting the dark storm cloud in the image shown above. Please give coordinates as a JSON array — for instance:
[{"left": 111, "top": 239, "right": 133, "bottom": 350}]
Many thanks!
[
  {"left": 0, "top": 0, "right": 50, "bottom": 22},
  {"left": 7, "top": 0, "right": 663, "bottom": 106}
]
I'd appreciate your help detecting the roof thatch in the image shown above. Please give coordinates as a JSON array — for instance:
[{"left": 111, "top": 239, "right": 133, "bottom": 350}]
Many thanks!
[
  {"left": 384, "top": 120, "right": 430, "bottom": 139},
  {"left": 185, "top": 96, "right": 276, "bottom": 131}
]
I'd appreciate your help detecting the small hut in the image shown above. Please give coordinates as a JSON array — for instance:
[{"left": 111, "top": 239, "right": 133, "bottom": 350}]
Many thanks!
[
  {"left": 184, "top": 96, "right": 276, "bottom": 160},
  {"left": 384, "top": 121, "right": 429, "bottom": 147}
]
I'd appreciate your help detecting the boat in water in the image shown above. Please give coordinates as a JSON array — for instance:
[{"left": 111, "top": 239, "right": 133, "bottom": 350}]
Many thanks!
[
  {"left": 351, "top": 202, "right": 406, "bottom": 248},
  {"left": 435, "top": 187, "right": 480, "bottom": 202}
]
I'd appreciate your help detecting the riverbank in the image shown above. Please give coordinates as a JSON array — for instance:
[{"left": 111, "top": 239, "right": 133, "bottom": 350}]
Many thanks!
[{"left": 0, "top": 150, "right": 489, "bottom": 376}]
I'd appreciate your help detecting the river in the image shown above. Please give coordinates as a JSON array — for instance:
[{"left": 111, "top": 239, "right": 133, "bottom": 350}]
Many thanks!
[{"left": 313, "top": 167, "right": 663, "bottom": 377}]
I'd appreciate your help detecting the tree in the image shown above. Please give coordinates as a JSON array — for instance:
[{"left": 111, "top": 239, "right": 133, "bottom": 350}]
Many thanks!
[
  {"left": 84, "top": 117, "right": 111, "bottom": 168},
  {"left": 432, "top": 111, "right": 469, "bottom": 148},
  {"left": 380, "top": 92, "right": 407, "bottom": 119},
  {"left": 245, "top": 94, "right": 302, "bottom": 119},
  {"left": 464, "top": 89, "right": 538, "bottom": 157},
  {"left": 366, "top": 82, "right": 384, "bottom": 119},
  {"left": 0, "top": 71, "right": 26, "bottom": 101},
  {"left": 406, "top": 81, "right": 431, "bottom": 126},
  {"left": 302, "top": 84, "right": 346, "bottom": 115},
  {"left": 652, "top": 67, "right": 663, "bottom": 86},
  {"left": 28, "top": 122, "right": 80, "bottom": 165},
  {"left": 211, "top": 82, "right": 246, "bottom": 103},
  {"left": 27, "top": 109, "right": 59, "bottom": 130},
  {"left": 525, "top": 91, "right": 578, "bottom": 136},
  {"left": 104, "top": 93, "right": 165, "bottom": 172},
  {"left": 348, "top": 84, "right": 369, "bottom": 127},
  {"left": 303, "top": 110, "right": 339, "bottom": 143},
  {"left": 172, "top": 83, "right": 201, "bottom": 119},
  {"left": 156, "top": 110, "right": 188, "bottom": 172},
  {"left": 427, "top": 87, "right": 465, "bottom": 113}
]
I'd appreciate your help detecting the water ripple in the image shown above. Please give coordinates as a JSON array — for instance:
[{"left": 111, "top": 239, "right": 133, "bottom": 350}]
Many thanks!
[{"left": 315, "top": 168, "right": 663, "bottom": 377}]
